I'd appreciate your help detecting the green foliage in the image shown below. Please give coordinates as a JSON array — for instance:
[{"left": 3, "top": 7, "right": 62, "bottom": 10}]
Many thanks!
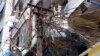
[{"left": 24, "top": 35, "right": 33, "bottom": 49}]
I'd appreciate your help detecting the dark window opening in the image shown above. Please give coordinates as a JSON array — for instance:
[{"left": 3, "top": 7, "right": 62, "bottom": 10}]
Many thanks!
[
  {"left": 18, "top": 12, "right": 21, "bottom": 16},
  {"left": 78, "top": 45, "right": 88, "bottom": 54},
  {"left": 80, "top": 3, "right": 88, "bottom": 13},
  {"left": 19, "top": 1, "right": 23, "bottom": 11},
  {"left": 16, "top": 37, "right": 19, "bottom": 46},
  {"left": 85, "top": 53, "right": 88, "bottom": 56},
  {"left": 98, "top": 26, "right": 100, "bottom": 29},
  {"left": 0, "top": 6, "right": 5, "bottom": 21},
  {"left": 0, "top": 30, "right": 2, "bottom": 47},
  {"left": 97, "top": 22, "right": 100, "bottom": 25},
  {"left": 87, "top": 0, "right": 90, "bottom": 2},
  {"left": 61, "top": 0, "right": 68, "bottom": 6}
]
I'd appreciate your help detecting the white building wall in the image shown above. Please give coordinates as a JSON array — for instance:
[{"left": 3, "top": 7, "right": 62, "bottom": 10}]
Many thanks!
[{"left": 1, "top": 0, "right": 14, "bottom": 50}]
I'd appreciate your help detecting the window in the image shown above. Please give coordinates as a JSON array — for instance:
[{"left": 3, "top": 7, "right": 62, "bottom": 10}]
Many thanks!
[
  {"left": 80, "top": 3, "right": 88, "bottom": 13},
  {"left": 16, "top": 36, "right": 19, "bottom": 46},
  {"left": 15, "top": 0, "right": 24, "bottom": 19}
]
